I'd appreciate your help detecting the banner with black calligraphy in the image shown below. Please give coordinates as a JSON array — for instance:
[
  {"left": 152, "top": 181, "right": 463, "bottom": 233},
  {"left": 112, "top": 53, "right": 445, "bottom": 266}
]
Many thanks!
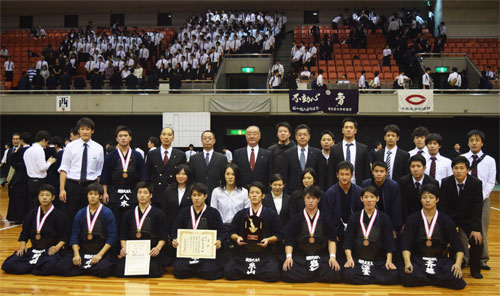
[
  {"left": 289, "top": 90, "right": 322, "bottom": 113},
  {"left": 321, "top": 89, "right": 359, "bottom": 114}
]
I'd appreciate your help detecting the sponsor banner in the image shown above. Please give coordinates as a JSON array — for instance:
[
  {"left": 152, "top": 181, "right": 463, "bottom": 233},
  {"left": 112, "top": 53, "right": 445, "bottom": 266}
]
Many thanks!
[
  {"left": 289, "top": 89, "right": 359, "bottom": 114},
  {"left": 398, "top": 90, "right": 433, "bottom": 112}
]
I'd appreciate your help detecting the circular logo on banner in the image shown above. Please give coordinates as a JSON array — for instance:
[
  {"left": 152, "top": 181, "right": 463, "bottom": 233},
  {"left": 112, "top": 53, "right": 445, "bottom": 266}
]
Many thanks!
[
  {"left": 325, "top": 90, "right": 331, "bottom": 96},
  {"left": 405, "top": 94, "right": 426, "bottom": 105}
]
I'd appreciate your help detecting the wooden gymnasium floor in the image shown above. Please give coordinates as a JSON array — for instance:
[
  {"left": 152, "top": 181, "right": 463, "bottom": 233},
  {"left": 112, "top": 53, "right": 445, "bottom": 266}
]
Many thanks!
[{"left": 0, "top": 186, "right": 498, "bottom": 296}]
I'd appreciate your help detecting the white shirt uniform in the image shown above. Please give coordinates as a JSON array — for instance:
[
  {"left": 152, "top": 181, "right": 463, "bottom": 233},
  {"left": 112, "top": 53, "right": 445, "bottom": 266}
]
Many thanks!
[
  {"left": 210, "top": 187, "right": 250, "bottom": 224},
  {"left": 447, "top": 72, "right": 461, "bottom": 87},
  {"left": 462, "top": 151, "right": 497, "bottom": 200},
  {"left": 409, "top": 146, "right": 429, "bottom": 158},
  {"left": 23, "top": 143, "right": 52, "bottom": 178},
  {"left": 424, "top": 153, "right": 452, "bottom": 185},
  {"left": 58, "top": 138, "right": 104, "bottom": 181},
  {"left": 422, "top": 73, "right": 432, "bottom": 87}
]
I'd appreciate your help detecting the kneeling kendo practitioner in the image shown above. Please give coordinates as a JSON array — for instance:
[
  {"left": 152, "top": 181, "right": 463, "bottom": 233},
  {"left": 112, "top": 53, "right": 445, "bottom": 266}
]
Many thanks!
[
  {"left": 172, "top": 182, "right": 226, "bottom": 280},
  {"left": 281, "top": 185, "right": 342, "bottom": 283},
  {"left": 115, "top": 182, "right": 168, "bottom": 277},
  {"left": 56, "top": 183, "right": 117, "bottom": 277},
  {"left": 224, "top": 181, "right": 282, "bottom": 282},
  {"left": 401, "top": 184, "right": 466, "bottom": 290},
  {"left": 2, "top": 184, "right": 68, "bottom": 275},
  {"left": 342, "top": 186, "right": 400, "bottom": 285}
]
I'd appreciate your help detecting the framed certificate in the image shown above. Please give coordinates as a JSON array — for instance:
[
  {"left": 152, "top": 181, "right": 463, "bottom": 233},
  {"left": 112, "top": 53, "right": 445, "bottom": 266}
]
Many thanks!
[
  {"left": 124, "top": 240, "right": 151, "bottom": 276},
  {"left": 176, "top": 229, "right": 217, "bottom": 259}
]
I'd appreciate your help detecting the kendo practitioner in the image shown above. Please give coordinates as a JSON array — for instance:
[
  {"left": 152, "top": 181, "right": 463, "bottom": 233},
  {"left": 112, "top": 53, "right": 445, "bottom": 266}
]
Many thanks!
[
  {"left": 56, "top": 183, "right": 117, "bottom": 277},
  {"left": 115, "top": 182, "right": 168, "bottom": 277},
  {"left": 172, "top": 182, "right": 226, "bottom": 280},
  {"left": 342, "top": 186, "right": 399, "bottom": 285},
  {"left": 224, "top": 181, "right": 282, "bottom": 282},
  {"left": 322, "top": 161, "right": 362, "bottom": 261},
  {"left": 281, "top": 185, "right": 341, "bottom": 283},
  {"left": 401, "top": 184, "right": 466, "bottom": 290},
  {"left": 2, "top": 184, "right": 68, "bottom": 275},
  {"left": 7, "top": 132, "right": 31, "bottom": 223},
  {"left": 101, "top": 125, "right": 148, "bottom": 228}
]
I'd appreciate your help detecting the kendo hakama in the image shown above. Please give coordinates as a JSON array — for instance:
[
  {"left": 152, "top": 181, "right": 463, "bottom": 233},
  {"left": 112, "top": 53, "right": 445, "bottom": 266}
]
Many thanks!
[
  {"left": 400, "top": 212, "right": 466, "bottom": 290},
  {"left": 342, "top": 210, "right": 400, "bottom": 285},
  {"left": 7, "top": 146, "right": 30, "bottom": 222}
]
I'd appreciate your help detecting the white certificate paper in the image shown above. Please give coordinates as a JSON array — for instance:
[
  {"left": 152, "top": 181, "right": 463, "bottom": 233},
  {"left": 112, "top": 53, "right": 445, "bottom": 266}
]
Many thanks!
[
  {"left": 176, "top": 229, "right": 217, "bottom": 259},
  {"left": 124, "top": 240, "right": 151, "bottom": 276}
]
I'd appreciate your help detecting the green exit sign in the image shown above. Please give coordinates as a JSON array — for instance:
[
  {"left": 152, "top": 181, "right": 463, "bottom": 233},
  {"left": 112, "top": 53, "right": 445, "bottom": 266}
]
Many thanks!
[
  {"left": 241, "top": 67, "right": 255, "bottom": 73},
  {"left": 435, "top": 66, "right": 449, "bottom": 73},
  {"left": 227, "top": 129, "right": 246, "bottom": 135}
]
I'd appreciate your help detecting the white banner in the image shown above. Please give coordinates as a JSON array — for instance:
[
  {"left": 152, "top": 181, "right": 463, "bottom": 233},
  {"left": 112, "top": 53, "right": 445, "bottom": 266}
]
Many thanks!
[{"left": 398, "top": 90, "right": 433, "bottom": 112}]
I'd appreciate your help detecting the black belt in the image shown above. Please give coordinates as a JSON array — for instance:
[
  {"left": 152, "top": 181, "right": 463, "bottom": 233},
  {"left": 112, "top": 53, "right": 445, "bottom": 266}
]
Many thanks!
[
  {"left": 67, "top": 179, "right": 96, "bottom": 185},
  {"left": 29, "top": 177, "right": 44, "bottom": 181}
]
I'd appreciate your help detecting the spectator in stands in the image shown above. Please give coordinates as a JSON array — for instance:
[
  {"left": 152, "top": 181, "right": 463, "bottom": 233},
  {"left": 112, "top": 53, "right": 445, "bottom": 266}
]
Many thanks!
[
  {"left": 46, "top": 72, "right": 59, "bottom": 90},
  {"left": 138, "top": 44, "right": 149, "bottom": 68},
  {"left": 478, "top": 71, "right": 493, "bottom": 89},
  {"left": 311, "top": 24, "right": 320, "bottom": 44},
  {"left": 134, "top": 63, "right": 144, "bottom": 88},
  {"left": 104, "top": 61, "right": 114, "bottom": 80},
  {"left": 438, "top": 21, "right": 447, "bottom": 40},
  {"left": 40, "top": 65, "right": 50, "bottom": 84},
  {"left": 485, "top": 66, "right": 495, "bottom": 80},
  {"left": 27, "top": 62, "right": 37, "bottom": 82},
  {"left": 320, "top": 38, "right": 333, "bottom": 60},
  {"left": 37, "top": 25, "right": 47, "bottom": 39},
  {"left": 313, "top": 69, "right": 326, "bottom": 89},
  {"left": 126, "top": 73, "right": 139, "bottom": 90},
  {"left": 396, "top": 70, "right": 411, "bottom": 89},
  {"left": 169, "top": 70, "right": 182, "bottom": 91},
  {"left": 447, "top": 67, "right": 461, "bottom": 89},
  {"left": 30, "top": 26, "right": 39, "bottom": 39},
  {"left": 3, "top": 56, "right": 14, "bottom": 82},
  {"left": 121, "top": 65, "right": 131, "bottom": 80},
  {"left": 358, "top": 70, "right": 367, "bottom": 89},
  {"left": 109, "top": 68, "right": 123, "bottom": 90},
  {"left": 0, "top": 46, "right": 9, "bottom": 58},
  {"left": 51, "top": 59, "right": 62, "bottom": 79},
  {"left": 17, "top": 71, "right": 31, "bottom": 91},
  {"left": 382, "top": 44, "right": 392, "bottom": 66},
  {"left": 271, "top": 59, "right": 284, "bottom": 79},
  {"left": 145, "top": 68, "right": 160, "bottom": 90},
  {"left": 432, "top": 37, "right": 445, "bottom": 54},
  {"left": 287, "top": 71, "right": 298, "bottom": 90},
  {"left": 31, "top": 70, "right": 45, "bottom": 90},
  {"left": 422, "top": 67, "right": 432, "bottom": 89},
  {"left": 302, "top": 47, "right": 313, "bottom": 69},
  {"left": 291, "top": 44, "right": 303, "bottom": 73},
  {"left": 262, "top": 35, "right": 274, "bottom": 54},
  {"left": 300, "top": 66, "right": 311, "bottom": 80},
  {"left": 90, "top": 69, "right": 104, "bottom": 90},
  {"left": 205, "top": 63, "right": 215, "bottom": 80},
  {"left": 461, "top": 70, "right": 469, "bottom": 90},
  {"left": 73, "top": 76, "right": 86, "bottom": 90},
  {"left": 59, "top": 70, "right": 72, "bottom": 90},
  {"left": 337, "top": 74, "right": 350, "bottom": 84},
  {"left": 269, "top": 70, "right": 282, "bottom": 89},
  {"left": 332, "top": 14, "right": 342, "bottom": 29},
  {"left": 36, "top": 56, "right": 49, "bottom": 71},
  {"left": 42, "top": 44, "right": 55, "bottom": 59}
]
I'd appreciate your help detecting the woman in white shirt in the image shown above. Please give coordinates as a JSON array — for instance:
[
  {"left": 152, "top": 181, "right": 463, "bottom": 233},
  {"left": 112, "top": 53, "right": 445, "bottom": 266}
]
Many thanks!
[
  {"left": 382, "top": 44, "right": 392, "bottom": 66},
  {"left": 371, "top": 71, "right": 381, "bottom": 89},
  {"left": 210, "top": 163, "right": 249, "bottom": 226},
  {"left": 121, "top": 66, "right": 131, "bottom": 80},
  {"left": 300, "top": 66, "right": 311, "bottom": 80}
]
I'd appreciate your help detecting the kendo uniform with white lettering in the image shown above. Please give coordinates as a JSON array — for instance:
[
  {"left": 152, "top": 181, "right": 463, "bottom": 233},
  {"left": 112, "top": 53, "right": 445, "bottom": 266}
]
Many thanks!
[
  {"left": 115, "top": 206, "right": 168, "bottom": 277},
  {"left": 172, "top": 206, "right": 226, "bottom": 280},
  {"left": 2, "top": 207, "right": 68, "bottom": 275},
  {"left": 281, "top": 211, "right": 341, "bottom": 283},
  {"left": 401, "top": 211, "right": 466, "bottom": 290},
  {"left": 56, "top": 205, "right": 117, "bottom": 277},
  {"left": 224, "top": 207, "right": 282, "bottom": 282},
  {"left": 100, "top": 149, "right": 148, "bottom": 227},
  {"left": 342, "top": 210, "right": 400, "bottom": 285}
]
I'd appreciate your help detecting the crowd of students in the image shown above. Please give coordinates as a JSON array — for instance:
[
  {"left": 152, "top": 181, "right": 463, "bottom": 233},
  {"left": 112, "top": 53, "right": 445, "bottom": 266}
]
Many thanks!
[{"left": 1, "top": 117, "right": 496, "bottom": 289}]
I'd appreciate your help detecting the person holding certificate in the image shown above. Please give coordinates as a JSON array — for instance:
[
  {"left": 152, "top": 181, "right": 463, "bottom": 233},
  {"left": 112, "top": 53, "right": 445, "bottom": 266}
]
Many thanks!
[
  {"left": 2, "top": 184, "right": 68, "bottom": 275},
  {"left": 224, "top": 181, "right": 282, "bottom": 282},
  {"left": 342, "top": 186, "right": 399, "bottom": 285},
  {"left": 171, "top": 182, "right": 226, "bottom": 280},
  {"left": 401, "top": 184, "right": 466, "bottom": 290},
  {"left": 115, "top": 182, "right": 168, "bottom": 277},
  {"left": 100, "top": 125, "right": 148, "bottom": 229},
  {"left": 281, "top": 185, "right": 342, "bottom": 283},
  {"left": 56, "top": 183, "right": 117, "bottom": 277}
]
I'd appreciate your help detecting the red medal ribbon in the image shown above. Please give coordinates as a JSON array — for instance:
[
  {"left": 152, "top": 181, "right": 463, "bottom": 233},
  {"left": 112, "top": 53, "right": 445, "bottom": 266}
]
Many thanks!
[
  {"left": 420, "top": 209, "right": 439, "bottom": 240},
  {"left": 190, "top": 205, "right": 207, "bottom": 230},
  {"left": 86, "top": 204, "right": 103, "bottom": 235},
  {"left": 118, "top": 148, "right": 132, "bottom": 173},
  {"left": 36, "top": 205, "right": 55, "bottom": 234},
  {"left": 303, "top": 209, "right": 320, "bottom": 237},
  {"left": 135, "top": 204, "right": 152, "bottom": 232},
  {"left": 360, "top": 209, "right": 377, "bottom": 240}
]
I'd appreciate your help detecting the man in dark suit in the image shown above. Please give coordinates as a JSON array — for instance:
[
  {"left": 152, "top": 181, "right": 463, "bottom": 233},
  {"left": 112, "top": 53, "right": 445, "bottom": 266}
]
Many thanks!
[
  {"left": 439, "top": 156, "right": 484, "bottom": 279},
  {"left": 331, "top": 118, "right": 371, "bottom": 186},
  {"left": 232, "top": 125, "right": 273, "bottom": 191},
  {"left": 375, "top": 124, "right": 410, "bottom": 181},
  {"left": 146, "top": 127, "right": 186, "bottom": 208},
  {"left": 398, "top": 154, "right": 439, "bottom": 223},
  {"left": 189, "top": 130, "right": 227, "bottom": 204},
  {"left": 268, "top": 122, "right": 295, "bottom": 178},
  {"left": 450, "top": 143, "right": 461, "bottom": 159},
  {"left": 282, "top": 124, "right": 323, "bottom": 194}
]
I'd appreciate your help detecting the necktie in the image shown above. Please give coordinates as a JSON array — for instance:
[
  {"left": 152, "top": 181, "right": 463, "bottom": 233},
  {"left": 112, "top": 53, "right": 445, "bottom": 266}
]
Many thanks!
[
  {"left": 300, "top": 148, "right": 306, "bottom": 171},
  {"left": 417, "top": 150, "right": 423, "bottom": 155},
  {"left": 163, "top": 150, "right": 169, "bottom": 166},
  {"left": 250, "top": 148, "right": 255, "bottom": 171},
  {"left": 458, "top": 183, "right": 464, "bottom": 196},
  {"left": 471, "top": 155, "right": 478, "bottom": 177},
  {"left": 346, "top": 143, "right": 353, "bottom": 162},
  {"left": 429, "top": 157, "right": 437, "bottom": 178},
  {"left": 415, "top": 181, "right": 420, "bottom": 193},
  {"left": 385, "top": 150, "right": 392, "bottom": 179},
  {"left": 80, "top": 143, "right": 88, "bottom": 182},
  {"left": 205, "top": 152, "right": 210, "bottom": 166}
]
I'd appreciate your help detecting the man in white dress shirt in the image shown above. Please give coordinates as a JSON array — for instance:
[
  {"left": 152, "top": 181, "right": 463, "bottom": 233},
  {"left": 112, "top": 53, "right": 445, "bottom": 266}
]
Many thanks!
[
  {"left": 424, "top": 133, "right": 452, "bottom": 185},
  {"left": 408, "top": 126, "right": 429, "bottom": 158},
  {"left": 58, "top": 117, "right": 104, "bottom": 221},
  {"left": 422, "top": 67, "right": 432, "bottom": 89},
  {"left": 447, "top": 67, "right": 461, "bottom": 89}
]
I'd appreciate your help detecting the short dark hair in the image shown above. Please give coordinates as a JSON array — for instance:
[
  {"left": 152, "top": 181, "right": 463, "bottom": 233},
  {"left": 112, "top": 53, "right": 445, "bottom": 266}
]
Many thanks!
[
  {"left": 383, "top": 124, "right": 400, "bottom": 136},
  {"left": 320, "top": 130, "right": 334, "bottom": 141},
  {"left": 342, "top": 117, "right": 358, "bottom": 129},
  {"left": 21, "top": 132, "right": 32, "bottom": 144},
  {"left": 34, "top": 130, "right": 51, "bottom": 142},
  {"left": 425, "top": 67, "right": 431, "bottom": 71},
  {"left": 87, "top": 182, "right": 104, "bottom": 195},
  {"left": 77, "top": 117, "right": 96, "bottom": 130},
  {"left": 409, "top": 154, "right": 426, "bottom": 167},
  {"left": 452, "top": 156, "right": 470, "bottom": 169},
  {"left": 466, "top": 129, "right": 485, "bottom": 142},
  {"left": 148, "top": 136, "right": 160, "bottom": 147},
  {"left": 191, "top": 182, "right": 209, "bottom": 195},
  {"left": 411, "top": 126, "right": 429, "bottom": 139},
  {"left": 419, "top": 183, "right": 439, "bottom": 198},
  {"left": 275, "top": 121, "right": 291, "bottom": 133},
  {"left": 269, "top": 173, "right": 285, "bottom": 184},
  {"left": 295, "top": 124, "right": 311, "bottom": 135},
  {"left": 425, "top": 133, "right": 443, "bottom": 146},
  {"left": 50, "top": 136, "right": 63, "bottom": 148},
  {"left": 303, "top": 185, "right": 322, "bottom": 199},
  {"left": 248, "top": 181, "right": 265, "bottom": 193},
  {"left": 300, "top": 167, "right": 317, "bottom": 189},
  {"left": 373, "top": 140, "right": 382, "bottom": 148},
  {"left": 115, "top": 125, "right": 132, "bottom": 137},
  {"left": 361, "top": 186, "right": 380, "bottom": 197},
  {"left": 136, "top": 181, "right": 152, "bottom": 193},
  {"left": 38, "top": 184, "right": 55, "bottom": 196},
  {"left": 452, "top": 67, "right": 458, "bottom": 72},
  {"left": 221, "top": 163, "right": 243, "bottom": 189},
  {"left": 170, "top": 164, "right": 193, "bottom": 189},
  {"left": 336, "top": 161, "right": 354, "bottom": 173},
  {"left": 371, "top": 161, "right": 388, "bottom": 171}
]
